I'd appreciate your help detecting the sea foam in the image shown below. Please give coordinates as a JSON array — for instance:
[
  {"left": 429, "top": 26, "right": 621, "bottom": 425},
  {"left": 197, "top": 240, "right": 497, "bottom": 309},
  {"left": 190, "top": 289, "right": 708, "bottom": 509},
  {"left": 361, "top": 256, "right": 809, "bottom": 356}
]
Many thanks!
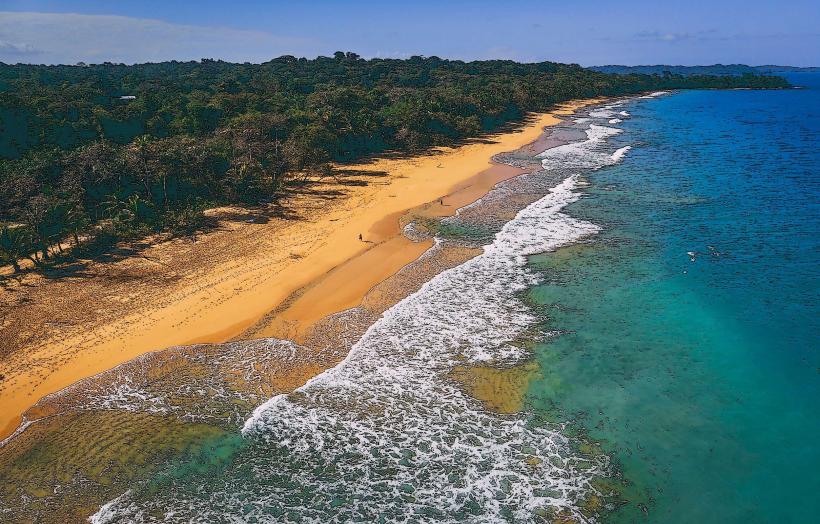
[
  {"left": 640, "top": 91, "right": 670, "bottom": 99},
  {"left": 589, "top": 108, "right": 615, "bottom": 118},
  {"left": 537, "top": 124, "right": 624, "bottom": 170},
  {"left": 91, "top": 110, "right": 631, "bottom": 524},
  {"left": 612, "top": 145, "right": 632, "bottom": 162}
]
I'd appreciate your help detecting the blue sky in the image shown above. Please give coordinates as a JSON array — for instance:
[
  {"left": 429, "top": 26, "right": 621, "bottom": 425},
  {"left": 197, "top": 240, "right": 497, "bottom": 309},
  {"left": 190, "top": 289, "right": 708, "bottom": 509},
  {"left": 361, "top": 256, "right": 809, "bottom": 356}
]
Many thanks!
[{"left": 1, "top": 0, "right": 818, "bottom": 66}]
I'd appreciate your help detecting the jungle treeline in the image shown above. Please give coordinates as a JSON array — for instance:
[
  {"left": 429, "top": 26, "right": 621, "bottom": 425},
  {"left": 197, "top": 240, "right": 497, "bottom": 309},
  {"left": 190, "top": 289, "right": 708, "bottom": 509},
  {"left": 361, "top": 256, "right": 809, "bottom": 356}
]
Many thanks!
[{"left": 0, "top": 53, "right": 789, "bottom": 271}]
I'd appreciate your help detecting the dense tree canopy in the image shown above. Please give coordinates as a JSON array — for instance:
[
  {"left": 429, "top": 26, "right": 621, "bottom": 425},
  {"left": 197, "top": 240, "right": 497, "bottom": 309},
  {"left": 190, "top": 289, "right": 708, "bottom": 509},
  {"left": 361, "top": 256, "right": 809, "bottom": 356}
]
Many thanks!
[{"left": 0, "top": 54, "right": 789, "bottom": 271}]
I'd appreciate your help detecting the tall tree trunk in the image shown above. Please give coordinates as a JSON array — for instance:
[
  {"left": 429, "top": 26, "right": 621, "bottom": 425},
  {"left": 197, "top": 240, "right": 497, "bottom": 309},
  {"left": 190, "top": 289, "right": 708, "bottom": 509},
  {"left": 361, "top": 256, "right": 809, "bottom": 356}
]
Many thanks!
[{"left": 162, "top": 176, "right": 168, "bottom": 208}]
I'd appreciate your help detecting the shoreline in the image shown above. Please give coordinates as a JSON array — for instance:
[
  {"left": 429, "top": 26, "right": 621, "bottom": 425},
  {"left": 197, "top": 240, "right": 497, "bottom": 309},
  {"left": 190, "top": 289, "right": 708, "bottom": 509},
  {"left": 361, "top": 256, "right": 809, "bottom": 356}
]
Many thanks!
[
  {"left": 240, "top": 161, "right": 526, "bottom": 342},
  {"left": 0, "top": 99, "right": 601, "bottom": 442}
]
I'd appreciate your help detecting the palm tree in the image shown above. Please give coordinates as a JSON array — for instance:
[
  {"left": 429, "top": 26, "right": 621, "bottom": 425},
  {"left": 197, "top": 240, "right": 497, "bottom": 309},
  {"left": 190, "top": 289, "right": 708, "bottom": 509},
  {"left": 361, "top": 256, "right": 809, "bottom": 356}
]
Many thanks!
[
  {"left": 0, "top": 225, "right": 33, "bottom": 273},
  {"left": 64, "top": 203, "right": 90, "bottom": 247},
  {"left": 128, "top": 135, "right": 155, "bottom": 199}
]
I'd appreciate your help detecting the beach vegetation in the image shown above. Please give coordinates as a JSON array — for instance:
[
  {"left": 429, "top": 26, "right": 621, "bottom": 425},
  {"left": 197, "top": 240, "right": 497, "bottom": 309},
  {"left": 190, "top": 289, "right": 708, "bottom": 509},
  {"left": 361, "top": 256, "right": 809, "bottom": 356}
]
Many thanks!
[{"left": 0, "top": 55, "right": 789, "bottom": 272}]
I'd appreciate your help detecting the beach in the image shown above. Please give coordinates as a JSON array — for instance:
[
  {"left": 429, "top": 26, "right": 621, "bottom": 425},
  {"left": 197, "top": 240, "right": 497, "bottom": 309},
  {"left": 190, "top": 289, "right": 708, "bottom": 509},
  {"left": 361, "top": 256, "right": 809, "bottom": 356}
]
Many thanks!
[
  {"left": 0, "top": 99, "right": 598, "bottom": 444},
  {"left": 0, "top": 97, "right": 609, "bottom": 523},
  {"left": 16, "top": 86, "right": 815, "bottom": 523},
  {"left": 73, "top": 93, "right": 655, "bottom": 524}
]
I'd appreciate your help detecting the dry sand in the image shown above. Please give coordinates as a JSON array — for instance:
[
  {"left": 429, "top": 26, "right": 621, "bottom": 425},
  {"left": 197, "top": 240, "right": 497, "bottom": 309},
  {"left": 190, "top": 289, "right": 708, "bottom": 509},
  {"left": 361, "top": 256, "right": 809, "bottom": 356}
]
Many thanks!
[{"left": 0, "top": 100, "right": 598, "bottom": 441}]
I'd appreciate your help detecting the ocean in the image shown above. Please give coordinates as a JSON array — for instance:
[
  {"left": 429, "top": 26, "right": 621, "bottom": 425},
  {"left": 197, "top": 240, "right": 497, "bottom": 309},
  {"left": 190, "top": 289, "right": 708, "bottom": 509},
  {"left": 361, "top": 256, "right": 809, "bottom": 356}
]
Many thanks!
[
  {"left": 78, "top": 75, "right": 819, "bottom": 522},
  {"left": 527, "top": 74, "right": 820, "bottom": 522}
]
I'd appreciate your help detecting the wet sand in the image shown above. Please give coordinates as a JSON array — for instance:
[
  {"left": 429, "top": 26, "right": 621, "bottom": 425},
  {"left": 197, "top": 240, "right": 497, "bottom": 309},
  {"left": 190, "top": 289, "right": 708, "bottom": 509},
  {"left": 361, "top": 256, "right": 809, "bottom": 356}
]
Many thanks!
[{"left": 0, "top": 99, "right": 599, "bottom": 442}]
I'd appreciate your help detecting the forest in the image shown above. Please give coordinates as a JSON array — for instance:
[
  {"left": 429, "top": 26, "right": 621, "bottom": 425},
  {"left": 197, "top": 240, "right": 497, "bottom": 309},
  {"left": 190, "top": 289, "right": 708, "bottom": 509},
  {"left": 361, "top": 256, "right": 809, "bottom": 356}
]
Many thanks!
[
  {"left": 0, "top": 53, "right": 789, "bottom": 272},
  {"left": 590, "top": 64, "right": 820, "bottom": 75}
]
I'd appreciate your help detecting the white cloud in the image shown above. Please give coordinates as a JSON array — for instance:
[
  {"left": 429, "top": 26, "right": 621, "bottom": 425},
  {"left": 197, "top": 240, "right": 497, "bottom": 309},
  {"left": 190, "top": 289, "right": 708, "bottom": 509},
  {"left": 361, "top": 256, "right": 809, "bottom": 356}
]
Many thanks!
[
  {"left": 0, "top": 11, "right": 322, "bottom": 64},
  {"left": 634, "top": 30, "right": 691, "bottom": 42},
  {"left": 0, "top": 39, "right": 41, "bottom": 56},
  {"left": 631, "top": 29, "right": 720, "bottom": 43}
]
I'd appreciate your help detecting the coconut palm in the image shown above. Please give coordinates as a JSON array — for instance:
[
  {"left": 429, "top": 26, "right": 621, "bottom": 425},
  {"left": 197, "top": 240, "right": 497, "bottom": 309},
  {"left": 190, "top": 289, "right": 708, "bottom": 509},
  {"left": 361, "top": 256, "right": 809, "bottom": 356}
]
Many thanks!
[{"left": 0, "top": 225, "right": 33, "bottom": 273}]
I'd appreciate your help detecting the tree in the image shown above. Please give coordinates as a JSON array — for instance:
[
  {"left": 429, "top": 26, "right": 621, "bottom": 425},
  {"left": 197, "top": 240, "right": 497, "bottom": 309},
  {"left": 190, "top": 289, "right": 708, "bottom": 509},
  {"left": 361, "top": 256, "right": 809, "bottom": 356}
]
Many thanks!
[
  {"left": 22, "top": 195, "right": 63, "bottom": 260},
  {"left": 283, "top": 124, "right": 333, "bottom": 183},
  {"left": 0, "top": 225, "right": 32, "bottom": 272},
  {"left": 0, "top": 56, "right": 789, "bottom": 272},
  {"left": 220, "top": 113, "right": 288, "bottom": 200},
  {"left": 125, "top": 135, "right": 156, "bottom": 200}
]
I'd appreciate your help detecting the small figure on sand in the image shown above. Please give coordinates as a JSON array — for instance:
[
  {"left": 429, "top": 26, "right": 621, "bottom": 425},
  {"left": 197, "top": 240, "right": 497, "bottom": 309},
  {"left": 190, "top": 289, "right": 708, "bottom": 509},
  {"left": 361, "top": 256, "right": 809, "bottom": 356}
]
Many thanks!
[
  {"left": 358, "top": 233, "right": 363, "bottom": 241},
  {"left": 440, "top": 198, "right": 444, "bottom": 206}
]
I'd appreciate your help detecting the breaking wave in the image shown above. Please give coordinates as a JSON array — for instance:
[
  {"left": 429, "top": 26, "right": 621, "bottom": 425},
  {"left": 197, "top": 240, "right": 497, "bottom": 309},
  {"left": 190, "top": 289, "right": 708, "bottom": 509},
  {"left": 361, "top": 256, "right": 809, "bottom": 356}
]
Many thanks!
[
  {"left": 611, "top": 145, "right": 632, "bottom": 162},
  {"left": 91, "top": 105, "right": 633, "bottom": 523},
  {"left": 537, "top": 124, "right": 624, "bottom": 171}
]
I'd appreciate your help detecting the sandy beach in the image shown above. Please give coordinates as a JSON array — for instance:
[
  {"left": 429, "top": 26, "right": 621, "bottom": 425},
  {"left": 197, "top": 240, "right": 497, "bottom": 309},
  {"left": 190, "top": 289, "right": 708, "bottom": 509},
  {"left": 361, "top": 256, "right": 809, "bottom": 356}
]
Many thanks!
[{"left": 0, "top": 99, "right": 598, "bottom": 442}]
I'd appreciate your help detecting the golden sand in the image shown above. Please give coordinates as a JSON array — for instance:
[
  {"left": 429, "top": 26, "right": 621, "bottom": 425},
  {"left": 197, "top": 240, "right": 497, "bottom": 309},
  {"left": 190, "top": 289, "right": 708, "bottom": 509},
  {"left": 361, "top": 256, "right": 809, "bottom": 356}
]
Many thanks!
[
  {"left": 0, "top": 100, "right": 599, "bottom": 441},
  {"left": 243, "top": 162, "right": 526, "bottom": 342}
]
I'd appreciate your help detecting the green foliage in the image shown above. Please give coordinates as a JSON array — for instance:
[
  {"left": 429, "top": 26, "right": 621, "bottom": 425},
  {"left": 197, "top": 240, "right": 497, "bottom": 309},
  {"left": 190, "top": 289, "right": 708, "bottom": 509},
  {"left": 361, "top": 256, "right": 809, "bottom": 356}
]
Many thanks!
[
  {"left": 590, "top": 64, "right": 819, "bottom": 75},
  {"left": 0, "top": 55, "right": 790, "bottom": 272},
  {"left": 0, "top": 225, "right": 33, "bottom": 272}
]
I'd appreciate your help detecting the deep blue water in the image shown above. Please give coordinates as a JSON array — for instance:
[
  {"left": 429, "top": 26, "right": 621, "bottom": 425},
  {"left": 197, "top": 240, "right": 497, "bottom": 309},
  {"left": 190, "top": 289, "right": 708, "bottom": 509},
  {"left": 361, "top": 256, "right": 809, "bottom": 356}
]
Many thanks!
[{"left": 528, "top": 75, "right": 820, "bottom": 522}]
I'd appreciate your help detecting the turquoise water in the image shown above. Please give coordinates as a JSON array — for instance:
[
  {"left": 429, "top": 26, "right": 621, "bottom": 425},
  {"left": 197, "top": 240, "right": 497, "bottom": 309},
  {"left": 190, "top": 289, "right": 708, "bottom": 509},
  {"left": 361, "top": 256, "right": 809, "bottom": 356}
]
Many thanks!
[
  {"left": 528, "top": 75, "right": 820, "bottom": 522},
  {"left": 85, "top": 81, "right": 818, "bottom": 523}
]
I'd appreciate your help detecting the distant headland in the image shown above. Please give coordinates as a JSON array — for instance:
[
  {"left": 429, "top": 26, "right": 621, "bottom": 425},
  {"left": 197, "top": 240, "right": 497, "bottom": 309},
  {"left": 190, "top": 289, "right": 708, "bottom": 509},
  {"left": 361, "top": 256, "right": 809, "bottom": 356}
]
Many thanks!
[{"left": 589, "top": 64, "right": 820, "bottom": 75}]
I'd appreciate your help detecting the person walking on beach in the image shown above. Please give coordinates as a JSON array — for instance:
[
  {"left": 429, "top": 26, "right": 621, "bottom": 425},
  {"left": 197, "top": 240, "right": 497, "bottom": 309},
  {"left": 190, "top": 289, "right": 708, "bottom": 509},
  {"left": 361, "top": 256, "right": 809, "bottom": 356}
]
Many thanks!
[{"left": 358, "top": 234, "right": 363, "bottom": 241}]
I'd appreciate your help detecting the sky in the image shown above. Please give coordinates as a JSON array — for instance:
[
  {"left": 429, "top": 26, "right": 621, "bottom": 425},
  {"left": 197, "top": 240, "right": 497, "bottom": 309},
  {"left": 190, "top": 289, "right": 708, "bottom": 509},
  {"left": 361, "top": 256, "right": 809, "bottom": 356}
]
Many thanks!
[{"left": 1, "top": 0, "right": 818, "bottom": 66}]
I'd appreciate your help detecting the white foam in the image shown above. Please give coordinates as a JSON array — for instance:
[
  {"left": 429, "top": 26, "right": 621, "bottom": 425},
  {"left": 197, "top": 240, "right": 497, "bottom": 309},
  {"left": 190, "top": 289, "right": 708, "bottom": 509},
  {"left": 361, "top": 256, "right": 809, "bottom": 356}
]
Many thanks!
[
  {"left": 90, "top": 491, "right": 133, "bottom": 524},
  {"left": 537, "top": 125, "right": 623, "bottom": 171},
  {"left": 611, "top": 146, "right": 632, "bottom": 162},
  {"left": 91, "top": 119, "right": 633, "bottom": 523},
  {"left": 589, "top": 108, "right": 615, "bottom": 118},
  {"left": 609, "top": 118, "right": 623, "bottom": 124},
  {"left": 640, "top": 90, "right": 670, "bottom": 99},
  {"left": 62, "top": 338, "right": 307, "bottom": 428}
]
